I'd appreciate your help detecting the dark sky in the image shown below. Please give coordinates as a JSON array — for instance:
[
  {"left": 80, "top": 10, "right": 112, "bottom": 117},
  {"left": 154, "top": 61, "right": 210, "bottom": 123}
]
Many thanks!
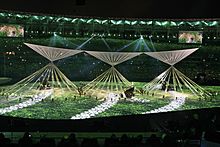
[{"left": 0, "top": 0, "right": 219, "bottom": 19}]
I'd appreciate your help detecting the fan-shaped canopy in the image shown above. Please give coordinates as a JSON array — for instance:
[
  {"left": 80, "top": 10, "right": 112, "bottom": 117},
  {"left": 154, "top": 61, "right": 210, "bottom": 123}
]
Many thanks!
[{"left": 24, "top": 43, "right": 83, "bottom": 62}]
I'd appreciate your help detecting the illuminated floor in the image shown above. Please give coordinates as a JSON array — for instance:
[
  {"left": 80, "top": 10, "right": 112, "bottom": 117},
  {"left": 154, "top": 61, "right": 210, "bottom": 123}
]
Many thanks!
[{"left": 0, "top": 82, "right": 219, "bottom": 120}]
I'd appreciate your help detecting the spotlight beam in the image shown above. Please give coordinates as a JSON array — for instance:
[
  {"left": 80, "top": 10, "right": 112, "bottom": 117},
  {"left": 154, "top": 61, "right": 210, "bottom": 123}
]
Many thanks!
[
  {"left": 76, "top": 36, "right": 94, "bottom": 49},
  {"left": 117, "top": 39, "right": 139, "bottom": 51},
  {"left": 54, "top": 34, "right": 79, "bottom": 48},
  {"left": 101, "top": 38, "right": 111, "bottom": 50},
  {"left": 142, "top": 39, "right": 151, "bottom": 51},
  {"left": 148, "top": 36, "right": 156, "bottom": 51}
]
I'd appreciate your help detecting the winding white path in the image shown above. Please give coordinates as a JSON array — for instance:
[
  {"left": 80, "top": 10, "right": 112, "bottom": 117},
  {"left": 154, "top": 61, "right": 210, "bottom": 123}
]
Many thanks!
[
  {"left": 142, "top": 91, "right": 186, "bottom": 114},
  {"left": 71, "top": 93, "right": 119, "bottom": 119},
  {"left": 0, "top": 90, "right": 52, "bottom": 114},
  {"left": 1, "top": 90, "right": 185, "bottom": 118},
  {"left": 128, "top": 97, "right": 150, "bottom": 103},
  {"left": 71, "top": 91, "right": 186, "bottom": 119}
]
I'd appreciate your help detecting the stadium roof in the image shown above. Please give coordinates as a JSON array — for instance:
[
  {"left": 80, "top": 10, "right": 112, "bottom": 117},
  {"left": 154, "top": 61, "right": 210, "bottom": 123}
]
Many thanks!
[
  {"left": 0, "top": 10, "right": 219, "bottom": 27},
  {"left": 0, "top": 0, "right": 219, "bottom": 19}
]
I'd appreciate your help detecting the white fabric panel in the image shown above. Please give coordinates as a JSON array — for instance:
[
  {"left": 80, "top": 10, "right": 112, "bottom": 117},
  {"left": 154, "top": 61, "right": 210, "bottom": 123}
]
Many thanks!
[
  {"left": 145, "top": 48, "right": 198, "bottom": 65},
  {"left": 24, "top": 43, "right": 83, "bottom": 61},
  {"left": 85, "top": 51, "right": 142, "bottom": 66}
]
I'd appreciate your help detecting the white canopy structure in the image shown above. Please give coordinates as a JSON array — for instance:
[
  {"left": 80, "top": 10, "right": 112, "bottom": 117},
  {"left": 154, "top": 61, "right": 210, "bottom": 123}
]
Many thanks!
[
  {"left": 2, "top": 43, "right": 211, "bottom": 106},
  {"left": 3, "top": 43, "right": 82, "bottom": 103},
  {"left": 145, "top": 48, "right": 198, "bottom": 65},
  {"left": 86, "top": 51, "right": 141, "bottom": 66},
  {"left": 144, "top": 48, "right": 211, "bottom": 98},
  {"left": 24, "top": 43, "right": 82, "bottom": 62},
  {"left": 83, "top": 51, "right": 141, "bottom": 97}
]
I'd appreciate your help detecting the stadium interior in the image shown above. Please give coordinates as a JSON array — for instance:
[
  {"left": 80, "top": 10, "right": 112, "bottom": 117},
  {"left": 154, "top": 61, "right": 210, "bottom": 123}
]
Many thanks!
[{"left": 0, "top": 1, "right": 220, "bottom": 147}]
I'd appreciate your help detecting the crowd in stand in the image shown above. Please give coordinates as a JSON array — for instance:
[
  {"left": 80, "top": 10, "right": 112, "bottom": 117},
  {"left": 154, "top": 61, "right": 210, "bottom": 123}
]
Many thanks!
[
  {"left": 0, "top": 119, "right": 219, "bottom": 147},
  {"left": 0, "top": 110, "right": 219, "bottom": 147},
  {"left": 0, "top": 132, "right": 189, "bottom": 147}
]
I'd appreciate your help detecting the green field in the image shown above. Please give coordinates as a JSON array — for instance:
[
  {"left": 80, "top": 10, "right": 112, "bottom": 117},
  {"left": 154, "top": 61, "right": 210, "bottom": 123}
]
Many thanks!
[
  {"left": 5, "top": 95, "right": 101, "bottom": 119},
  {"left": 0, "top": 82, "right": 219, "bottom": 120}
]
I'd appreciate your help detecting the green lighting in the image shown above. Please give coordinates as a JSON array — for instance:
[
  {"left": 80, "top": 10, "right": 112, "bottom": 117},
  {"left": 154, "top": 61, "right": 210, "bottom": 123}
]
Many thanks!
[
  {"left": 202, "top": 21, "right": 208, "bottom": 25},
  {"left": 116, "top": 20, "right": 123, "bottom": 25},
  {"left": 101, "top": 20, "right": 108, "bottom": 24},
  {"left": 33, "top": 16, "right": 39, "bottom": 19},
  {"left": 194, "top": 21, "right": 201, "bottom": 25},
  {"left": 71, "top": 18, "right": 78, "bottom": 22},
  {"left": 155, "top": 21, "right": 161, "bottom": 26},
  {"left": 110, "top": 20, "right": 116, "bottom": 24},
  {"left": 86, "top": 19, "right": 93, "bottom": 23},
  {"left": 80, "top": 18, "right": 86, "bottom": 22},
  {"left": 125, "top": 20, "right": 131, "bottom": 25},
  {"left": 131, "top": 21, "right": 137, "bottom": 25},
  {"left": 209, "top": 21, "right": 218, "bottom": 26},
  {"left": 0, "top": 10, "right": 218, "bottom": 29},
  {"left": 170, "top": 21, "right": 177, "bottom": 26},
  {"left": 177, "top": 21, "right": 185, "bottom": 26},
  {"left": 140, "top": 21, "right": 147, "bottom": 25},
  {"left": 147, "top": 21, "right": 153, "bottom": 25},
  {"left": 161, "top": 21, "right": 169, "bottom": 26},
  {"left": 94, "top": 19, "right": 101, "bottom": 24}
]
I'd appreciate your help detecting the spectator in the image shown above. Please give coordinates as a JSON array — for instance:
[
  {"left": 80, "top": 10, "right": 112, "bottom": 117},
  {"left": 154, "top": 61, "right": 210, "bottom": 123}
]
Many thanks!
[
  {"left": 18, "top": 132, "right": 33, "bottom": 147},
  {"left": 146, "top": 134, "right": 161, "bottom": 147}
]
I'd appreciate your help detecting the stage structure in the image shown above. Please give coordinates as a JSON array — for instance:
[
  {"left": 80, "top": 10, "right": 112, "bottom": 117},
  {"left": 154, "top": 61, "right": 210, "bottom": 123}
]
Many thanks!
[
  {"left": 3, "top": 43, "right": 82, "bottom": 104},
  {"left": 144, "top": 48, "right": 211, "bottom": 98},
  {"left": 83, "top": 51, "right": 141, "bottom": 98}
]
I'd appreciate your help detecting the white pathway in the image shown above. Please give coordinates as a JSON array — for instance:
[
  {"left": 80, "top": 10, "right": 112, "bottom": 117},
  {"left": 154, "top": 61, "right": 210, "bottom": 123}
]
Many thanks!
[
  {"left": 0, "top": 90, "right": 52, "bottom": 114},
  {"left": 142, "top": 91, "right": 186, "bottom": 114},
  {"left": 1, "top": 90, "right": 185, "bottom": 118},
  {"left": 128, "top": 97, "right": 150, "bottom": 103},
  {"left": 71, "top": 94, "right": 151, "bottom": 120},
  {"left": 71, "top": 93, "right": 119, "bottom": 120}
]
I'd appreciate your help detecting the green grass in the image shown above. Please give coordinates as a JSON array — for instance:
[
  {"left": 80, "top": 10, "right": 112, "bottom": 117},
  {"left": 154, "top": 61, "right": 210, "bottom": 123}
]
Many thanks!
[
  {"left": 97, "top": 98, "right": 170, "bottom": 117},
  {"left": 0, "top": 97, "right": 30, "bottom": 108},
  {"left": 0, "top": 82, "right": 219, "bottom": 119},
  {"left": 4, "top": 95, "right": 101, "bottom": 119},
  {"left": 179, "top": 98, "right": 220, "bottom": 110},
  {"left": 204, "top": 86, "right": 220, "bottom": 94},
  {"left": 177, "top": 86, "right": 220, "bottom": 110}
]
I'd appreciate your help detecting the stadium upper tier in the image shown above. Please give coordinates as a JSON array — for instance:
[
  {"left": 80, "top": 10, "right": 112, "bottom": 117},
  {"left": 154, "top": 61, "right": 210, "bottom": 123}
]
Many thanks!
[
  {"left": 0, "top": 10, "right": 219, "bottom": 26},
  {"left": 0, "top": 10, "right": 219, "bottom": 43},
  {"left": 0, "top": 10, "right": 219, "bottom": 85}
]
